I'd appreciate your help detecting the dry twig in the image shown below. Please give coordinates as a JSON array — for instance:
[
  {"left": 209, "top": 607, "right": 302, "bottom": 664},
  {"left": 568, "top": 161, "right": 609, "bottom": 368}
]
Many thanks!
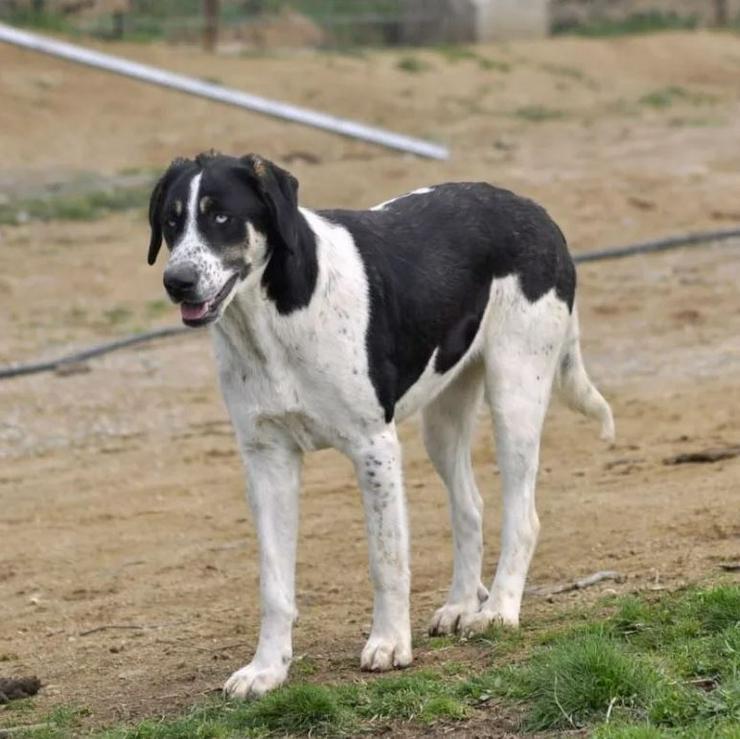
[
  {"left": 526, "top": 570, "right": 623, "bottom": 597},
  {"left": 79, "top": 624, "right": 146, "bottom": 637}
]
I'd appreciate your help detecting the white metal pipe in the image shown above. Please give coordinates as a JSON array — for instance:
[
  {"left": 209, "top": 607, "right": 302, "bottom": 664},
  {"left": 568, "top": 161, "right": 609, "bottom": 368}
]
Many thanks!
[{"left": 0, "top": 22, "right": 449, "bottom": 160}]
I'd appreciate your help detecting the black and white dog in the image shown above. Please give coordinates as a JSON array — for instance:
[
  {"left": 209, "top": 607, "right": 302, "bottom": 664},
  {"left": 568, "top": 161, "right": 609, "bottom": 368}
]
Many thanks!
[{"left": 147, "top": 152, "right": 614, "bottom": 699}]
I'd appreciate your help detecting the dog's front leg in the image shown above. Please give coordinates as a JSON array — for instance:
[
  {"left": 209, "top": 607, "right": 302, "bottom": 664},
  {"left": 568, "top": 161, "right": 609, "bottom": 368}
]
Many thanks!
[
  {"left": 224, "top": 441, "right": 302, "bottom": 699},
  {"left": 351, "top": 427, "right": 412, "bottom": 672}
]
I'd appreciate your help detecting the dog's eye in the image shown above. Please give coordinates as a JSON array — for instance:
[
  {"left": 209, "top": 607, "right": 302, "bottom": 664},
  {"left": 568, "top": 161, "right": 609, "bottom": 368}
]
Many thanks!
[
  {"left": 166, "top": 217, "right": 177, "bottom": 228},
  {"left": 214, "top": 213, "right": 230, "bottom": 225}
]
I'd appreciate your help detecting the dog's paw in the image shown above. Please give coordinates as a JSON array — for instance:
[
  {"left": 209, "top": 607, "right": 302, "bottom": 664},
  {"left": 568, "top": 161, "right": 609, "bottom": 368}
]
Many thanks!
[
  {"left": 360, "top": 635, "right": 412, "bottom": 672},
  {"left": 223, "top": 662, "right": 288, "bottom": 699},
  {"left": 428, "top": 600, "right": 481, "bottom": 636},
  {"left": 458, "top": 606, "right": 518, "bottom": 638}
]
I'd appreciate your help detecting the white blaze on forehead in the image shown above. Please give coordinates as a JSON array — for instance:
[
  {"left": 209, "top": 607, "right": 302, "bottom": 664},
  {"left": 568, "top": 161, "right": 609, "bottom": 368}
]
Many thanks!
[
  {"left": 169, "top": 171, "right": 206, "bottom": 258},
  {"left": 185, "top": 172, "right": 203, "bottom": 239}
]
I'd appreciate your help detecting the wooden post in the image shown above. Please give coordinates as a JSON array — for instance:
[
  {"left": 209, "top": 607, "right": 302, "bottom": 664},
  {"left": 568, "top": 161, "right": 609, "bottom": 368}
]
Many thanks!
[
  {"left": 203, "top": 0, "right": 220, "bottom": 52},
  {"left": 112, "top": 12, "right": 125, "bottom": 40},
  {"left": 713, "top": 0, "right": 728, "bottom": 26}
]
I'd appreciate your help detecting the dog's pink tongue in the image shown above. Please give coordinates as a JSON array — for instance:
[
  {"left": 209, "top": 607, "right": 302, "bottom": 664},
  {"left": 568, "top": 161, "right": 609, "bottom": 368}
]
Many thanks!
[{"left": 181, "top": 302, "right": 208, "bottom": 321}]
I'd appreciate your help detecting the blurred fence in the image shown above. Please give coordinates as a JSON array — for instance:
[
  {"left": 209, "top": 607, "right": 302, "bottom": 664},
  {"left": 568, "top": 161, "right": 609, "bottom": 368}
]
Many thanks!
[
  {"left": 0, "top": 0, "right": 427, "bottom": 47},
  {"left": 552, "top": 0, "right": 740, "bottom": 34},
  {"left": 1, "top": 0, "right": 738, "bottom": 49}
]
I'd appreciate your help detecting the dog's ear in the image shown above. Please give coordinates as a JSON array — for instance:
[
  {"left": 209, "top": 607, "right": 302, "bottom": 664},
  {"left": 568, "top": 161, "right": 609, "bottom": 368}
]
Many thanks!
[
  {"left": 147, "top": 158, "right": 190, "bottom": 265},
  {"left": 239, "top": 155, "right": 301, "bottom": 252}
]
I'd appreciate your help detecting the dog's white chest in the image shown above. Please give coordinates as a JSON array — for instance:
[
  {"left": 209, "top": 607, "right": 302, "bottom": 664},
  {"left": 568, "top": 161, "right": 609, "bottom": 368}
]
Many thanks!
[{"left": 211, "top": 296, "right": 383, "bottom": 453}]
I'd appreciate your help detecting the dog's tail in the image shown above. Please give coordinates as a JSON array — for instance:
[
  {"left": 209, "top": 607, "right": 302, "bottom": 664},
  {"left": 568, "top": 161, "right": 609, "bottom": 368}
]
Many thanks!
[{"left": 555, "top": 305, "right": 615, "bottom": 442}]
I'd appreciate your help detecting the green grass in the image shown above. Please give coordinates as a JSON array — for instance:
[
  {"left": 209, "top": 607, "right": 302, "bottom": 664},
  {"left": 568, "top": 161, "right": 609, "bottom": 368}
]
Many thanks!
[
  {"left": 0, "top": 8, "right": 76, "bottom": 34},
  {"left": 639, "top": 86, "right": 718, "bottom": 110},
  {"left": 500, "top": 630, "right": 702, "bottom": 731},
  {"left": 395, "top": 55, "right": 430, "bottom": 74},
  {"left": 478, "top": 57, "right": 511, "bottom": 72},
  {"left": 435, "top": 45, "right": 511, "bottom": 72},
  {"left": 435, "top": 44, "right": 479, "bottom": 63},
  {"left": 5, "top": 585, "right": 738, "bottom": 737},
  {"left": 144, "top": 300, "right": 171, "bottom": 319},
  {"left": 103, "top": 306, "right": 134, "bottom": 326},
  {"left": 0, "top": 186, "right": 150, "bottom": 226},
  {"left": 512, "top": 105, "right": 566, "bottom": 122},
  {"left": 553, "top": 11, "right": 699, "bottom": 38}
]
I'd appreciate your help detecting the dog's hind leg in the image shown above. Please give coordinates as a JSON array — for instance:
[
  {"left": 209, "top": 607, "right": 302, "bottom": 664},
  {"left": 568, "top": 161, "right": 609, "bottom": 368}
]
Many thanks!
[
  {"left": 423, "top": 360, "right": 488, "bottom": 636},
  {"left": 460, "top": 287, "right": 569, "bottom": 635}
]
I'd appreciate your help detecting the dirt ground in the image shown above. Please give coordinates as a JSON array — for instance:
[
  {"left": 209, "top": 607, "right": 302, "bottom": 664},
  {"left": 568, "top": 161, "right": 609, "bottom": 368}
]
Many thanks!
[{"left": 0, "top": 30, "right": 739, "bottom": 733}]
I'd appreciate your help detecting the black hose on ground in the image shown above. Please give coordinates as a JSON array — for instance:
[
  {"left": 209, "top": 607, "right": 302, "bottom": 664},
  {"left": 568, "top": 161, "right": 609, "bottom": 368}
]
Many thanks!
[
  {"left": 0, "top": 325, "right": 192, "bottom": 380},
  {"left": 1, "top": 225, "right": 739, "bottom": 381},
  {"left": 573, "top": 225, "right": 740, "bottom": 263}
]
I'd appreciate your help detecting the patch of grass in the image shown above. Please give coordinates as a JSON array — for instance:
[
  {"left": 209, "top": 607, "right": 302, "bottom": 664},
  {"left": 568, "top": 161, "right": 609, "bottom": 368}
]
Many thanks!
[
  {"left": 553, "top": 11, "right": 698, "bottom": 37},
  {"left": 512, "top": 105, "right": 566, "bottom": 122},
  {"left": 539, "top": 62, "right": 588, "bottom": 81},
  {"left": 350, "top": 670, "right": 467, "bottom": 723},
  {"left": 99, "top": 673, "right": 467, "bottom": 737},
  {"left": 691, "top": 585, "right": 740, "bottom": 633},
  {"left": 395, "top": 55, "right": 430, "bottom": 73},
  {"left": 478, "top": 585, "right": 739, "bottom": 733},
  {"left": 538, "top": 62, "right": 599, "bottom": 89},
  {"left": 426, "top": 634, "right": 457, "bottom": 650},
  {"left": 0, "top": 186, "right": 150, "bottom": 226},
  {"left": 435, "top": 45, "right": 479, "bottom": 63},
  {"left": 466, "top": 621, "right": 527, "bottom": 654},
  {"left": 501, "top": 631, "right": 677, "bottom": 730},
  {"left": 419, "top": 694, "right": 468, "bottom": 722},
  {"left": 478, "top": 57, "right": 511, "bottom": 72},
  {"left": 8, "top": 705, "right": 91, "bottom": 738},
  {"left": 639, "top": 86, "right": 717, "bottom": 109},
  {"left": 0, "top": 8, "right": 75, "bottom": 34},
  {"left": 290, "top": 654, "right": 320, "bottom": 678},
  {"left": 15, "top": 585, "right": 739, "bottom": 738},
  {"left": 0, "top": 697, "right": 36, "bottom": 715},
  {"left": 593, "top": 723, "right": 670, "bottom": 738},
  {"left": 435, "top": 45, "right": 510, "bottom": 72},
  {"left": 145, "top": 300, "right": 171, "bottom": 319},
  {"left": 249, "top": 683, "right": 345, "bottom": 734},
  {"left": 668, "top": 117, "right": 722, "bottom": 128},
  {"left": 103, "top": 306, "right": 134, "bottom": 326}
]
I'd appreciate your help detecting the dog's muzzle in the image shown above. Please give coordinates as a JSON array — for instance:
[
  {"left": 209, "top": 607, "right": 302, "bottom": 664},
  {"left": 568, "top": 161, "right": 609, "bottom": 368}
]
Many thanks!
[{"left": 164, "top": 264, "right": 239, "bottom": 327}]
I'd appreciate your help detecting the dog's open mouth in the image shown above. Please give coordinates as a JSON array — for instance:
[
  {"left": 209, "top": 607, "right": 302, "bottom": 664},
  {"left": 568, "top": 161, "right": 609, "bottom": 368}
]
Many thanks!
[{"left": 180, "top": 274, "right": 239, "bottom": 327}]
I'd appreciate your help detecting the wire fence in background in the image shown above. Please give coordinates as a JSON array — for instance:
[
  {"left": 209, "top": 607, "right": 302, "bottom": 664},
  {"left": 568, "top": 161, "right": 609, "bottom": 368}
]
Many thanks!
[
  {"left": 0, "top": 0, "right": 426, "bottom": 48},
  {"left": 0, "top": 1, "right": 736, "bottom": 51}
]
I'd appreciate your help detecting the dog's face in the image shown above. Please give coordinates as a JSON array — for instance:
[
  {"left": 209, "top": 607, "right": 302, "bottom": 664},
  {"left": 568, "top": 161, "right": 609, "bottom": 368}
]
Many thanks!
[{"left": 147, "top": 153, "right": 301, "bottom": 327}]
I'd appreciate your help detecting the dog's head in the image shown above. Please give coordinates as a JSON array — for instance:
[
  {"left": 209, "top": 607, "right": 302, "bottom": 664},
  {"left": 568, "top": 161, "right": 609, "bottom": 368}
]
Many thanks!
[{"left": 147, "top": 152, "right": 301, "bottom": 327}]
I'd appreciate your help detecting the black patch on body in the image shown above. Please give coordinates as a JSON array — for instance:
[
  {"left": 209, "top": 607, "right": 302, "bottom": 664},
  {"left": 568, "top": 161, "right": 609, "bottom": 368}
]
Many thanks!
[{"left": 320, "top": 183, "right": 575, "bottom": 422}]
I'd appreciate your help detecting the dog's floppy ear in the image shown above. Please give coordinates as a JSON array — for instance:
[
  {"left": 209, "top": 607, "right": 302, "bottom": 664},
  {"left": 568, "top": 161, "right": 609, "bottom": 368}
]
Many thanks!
[
  {"left": 147, "top": 158, "right": 190, "bottom": 265},
  {"left": 239, "top": 154, "right": 301, "bottom": 252}
]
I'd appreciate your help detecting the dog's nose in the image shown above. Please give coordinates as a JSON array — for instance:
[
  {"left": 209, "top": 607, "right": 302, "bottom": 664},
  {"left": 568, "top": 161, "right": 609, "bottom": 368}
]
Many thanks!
[{"left": 163, "top": 263, "right": 199, "bottom": 301}]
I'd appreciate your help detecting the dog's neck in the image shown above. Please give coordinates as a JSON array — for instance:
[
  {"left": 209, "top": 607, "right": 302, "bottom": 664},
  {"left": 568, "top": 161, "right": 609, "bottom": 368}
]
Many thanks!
[{"left": 214, "top": 206, "right": 320, "bottom": 356}]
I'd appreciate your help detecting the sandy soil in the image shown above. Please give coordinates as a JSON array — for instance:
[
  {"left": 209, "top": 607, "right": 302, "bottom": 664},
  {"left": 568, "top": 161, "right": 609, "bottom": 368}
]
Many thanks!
[{"left": 0, "top": 30, "right": 738, "bottom": 733}]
